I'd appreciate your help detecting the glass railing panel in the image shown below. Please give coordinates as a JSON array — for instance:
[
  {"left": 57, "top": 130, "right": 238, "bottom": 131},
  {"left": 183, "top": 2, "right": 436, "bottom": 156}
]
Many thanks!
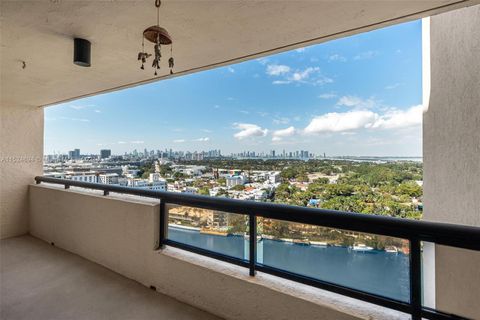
[
  {"left": 257, "top": 217, "right": 410, "bottom": 302},
  {"left": 167, "top": 205, "right": 248, "bottom": 261},
  {"left": 422, "top": 243, "right": 480, "bottom": 319}
]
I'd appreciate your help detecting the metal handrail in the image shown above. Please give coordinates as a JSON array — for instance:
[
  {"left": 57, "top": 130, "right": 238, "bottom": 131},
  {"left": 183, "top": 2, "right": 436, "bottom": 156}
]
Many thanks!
[{"left": 34, "top": 176, "right": 479, "bottom": 320}]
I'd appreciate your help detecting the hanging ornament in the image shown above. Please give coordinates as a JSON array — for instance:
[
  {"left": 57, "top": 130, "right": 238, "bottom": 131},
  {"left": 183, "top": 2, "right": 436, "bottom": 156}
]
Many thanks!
[
  {"left": 137, "top": 35, "right": 151, "bottom": 70},
  {"left": 136, "top": 0, "right": 174, "bottom": 76},
  {"left": 168, "top": 44, "right": 174, "bottom": 74}
]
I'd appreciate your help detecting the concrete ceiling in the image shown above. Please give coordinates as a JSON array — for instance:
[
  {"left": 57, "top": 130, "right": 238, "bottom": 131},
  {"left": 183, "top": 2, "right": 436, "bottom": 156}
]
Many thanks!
[{"left": 1, "top": 0, "right": 478, "bottom": 108}]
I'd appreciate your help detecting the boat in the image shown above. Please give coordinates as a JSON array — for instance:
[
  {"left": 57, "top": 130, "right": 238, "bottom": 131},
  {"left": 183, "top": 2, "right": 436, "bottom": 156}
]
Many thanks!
[
  {"left": 310, "top": 241, "right": 328, "bottom": 248},
  {"left": 169, "top": 224, "right": 201, "bottom": 231},
  {"left": 293, "top": 239, "right": 310, "bottom": 246},
  {"left": 261, "top": 234, "right": 275, "bottom": 240},
  {"left": 352, "top": 244, "right": 374, "bottom": 252},
  {"left": 385, "top": 246, "right": 398, "bottom": 253}
]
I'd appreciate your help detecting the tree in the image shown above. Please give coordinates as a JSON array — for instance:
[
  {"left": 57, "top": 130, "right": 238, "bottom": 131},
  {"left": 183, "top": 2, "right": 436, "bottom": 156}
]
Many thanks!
[
  {"left": 217, "top": 177, "right": 226, "bottom": 186},
  {"left": 274, "top": 183, "right": 293, "bottom": 202},
  {"left": 296, "top": 173, "right": 309, "bottom": 182},
  {"left": 173, "top": 171, "right": 185, "bottom": 179},
  {"left": 323, "top": 184, "right": 354, "bottom": 200},
  {"left": 231, "top": 184, "right": 245, "bottom": 191},
  {"left": 307, "top": 180, "right": 328, "bottom": 195},
  {"left": 159, "top": 164, "right": 172, "bottom": 176},
  {"left": 313, "top": 178, "right": 329, "bottom": 184},
  {"left": 396, "top": 182, "right": 422, "bottom": 197},
  {"left": 280, "top": 167, "right": 297, "bottom": 180},
  {"left": 198, "top": 187, "right": 210, "bottom": 196}
]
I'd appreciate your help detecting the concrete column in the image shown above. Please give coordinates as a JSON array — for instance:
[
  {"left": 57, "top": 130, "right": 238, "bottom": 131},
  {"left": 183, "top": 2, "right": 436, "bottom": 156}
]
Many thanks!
[
  {"left": 423, "top": 5, "right": 480, "bottom": 319},
  {"left": 0, "top": 104, "right": 43, "bottom": 239}
]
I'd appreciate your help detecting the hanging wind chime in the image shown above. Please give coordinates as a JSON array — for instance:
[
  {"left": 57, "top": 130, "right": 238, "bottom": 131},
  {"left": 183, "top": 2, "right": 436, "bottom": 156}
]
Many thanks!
[{"left": 137, "top": 0, "right": 175, "bottom": 76}]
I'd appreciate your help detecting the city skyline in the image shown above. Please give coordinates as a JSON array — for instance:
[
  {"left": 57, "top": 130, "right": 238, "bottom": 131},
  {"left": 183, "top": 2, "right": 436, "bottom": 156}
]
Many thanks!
[
  {"left": 45, "top": 20, "right": 423, "bottom": 157},
  {"left": 46, "top": 146, "right": 422, "bottom": 161}
]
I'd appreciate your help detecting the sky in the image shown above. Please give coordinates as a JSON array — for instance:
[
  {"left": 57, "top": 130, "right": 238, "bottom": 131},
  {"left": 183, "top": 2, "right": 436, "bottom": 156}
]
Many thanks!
[{"left": 45, "top": 19, "right": 423, "bottom": 157}]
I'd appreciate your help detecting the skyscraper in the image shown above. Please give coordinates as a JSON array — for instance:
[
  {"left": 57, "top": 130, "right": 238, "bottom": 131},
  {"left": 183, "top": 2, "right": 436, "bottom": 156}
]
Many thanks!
[{"left": 100, "top": 149, "right": 111, "bottom": 159}]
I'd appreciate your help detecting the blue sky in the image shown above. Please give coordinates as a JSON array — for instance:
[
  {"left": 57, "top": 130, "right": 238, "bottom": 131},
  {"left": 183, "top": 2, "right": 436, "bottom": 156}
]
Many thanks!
[{"left": 45, "top": 19, "right": 423, "bottom": 156}]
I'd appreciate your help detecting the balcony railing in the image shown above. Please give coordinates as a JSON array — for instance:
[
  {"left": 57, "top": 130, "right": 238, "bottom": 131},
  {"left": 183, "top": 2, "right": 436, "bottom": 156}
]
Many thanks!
[{"left": 35, "top": 176, "right": 480, "bottom": 320}]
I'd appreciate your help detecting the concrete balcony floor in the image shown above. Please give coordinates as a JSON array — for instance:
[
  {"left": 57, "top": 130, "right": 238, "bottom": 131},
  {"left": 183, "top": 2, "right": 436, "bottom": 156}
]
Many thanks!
[{"left": 0, "top": 236, "right": 222, "bottom": 320}]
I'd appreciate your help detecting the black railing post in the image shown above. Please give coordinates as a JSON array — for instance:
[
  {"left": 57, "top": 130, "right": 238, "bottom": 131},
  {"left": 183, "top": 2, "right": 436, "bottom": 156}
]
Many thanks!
[
  {"left": 159, "top": 200, "right": 167, "bottom": 249},
  {"left": 410, "top": 238, "right": 422, "bottom": 320},
  {"left": 249, "top": 214, "right": 257, "bottom": 276}
]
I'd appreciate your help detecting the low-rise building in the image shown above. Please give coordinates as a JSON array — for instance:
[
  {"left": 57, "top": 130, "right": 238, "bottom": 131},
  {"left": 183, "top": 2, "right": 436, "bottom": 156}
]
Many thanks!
[
  {"left": 226, "top": 175, "right": 246, "bottom": 188},
  {"left": 65, "top": 171, "right": 98, "bottom": 183},
  {"left": 127, "top": 178, "right": 148, "bottom": 188},
  {"left": 99, "top": 173, "right": 119, "bottom": 185},
  {"left": 150, "top": 180, "right": 167, "bottom": 191}
]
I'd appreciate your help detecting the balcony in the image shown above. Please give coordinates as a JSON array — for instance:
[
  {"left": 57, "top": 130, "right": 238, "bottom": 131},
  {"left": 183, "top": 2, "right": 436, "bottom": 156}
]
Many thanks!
[
  {"left": 2, "top": 1, "right": 480, "bottom": 320},
  {"left": 2, "top": 177, "right": 472, "bottom": 320}
]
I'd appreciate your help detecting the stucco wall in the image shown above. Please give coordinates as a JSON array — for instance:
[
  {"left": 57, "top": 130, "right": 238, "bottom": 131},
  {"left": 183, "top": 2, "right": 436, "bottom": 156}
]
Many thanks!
[
  {"left": 0, "top": 104, "right": 43, "bottom": 239},
  {"left": 29, "top": 184, "right": 406, "bottom": 320},
  {"left": 424, "top": 5, "right": 480, "bottom": 319}
]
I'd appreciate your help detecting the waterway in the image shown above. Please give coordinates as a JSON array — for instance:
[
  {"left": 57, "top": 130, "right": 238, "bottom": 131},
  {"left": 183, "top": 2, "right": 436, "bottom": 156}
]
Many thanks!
[{"left": 168, "top": 226, "right": 410, "bottom": 302}]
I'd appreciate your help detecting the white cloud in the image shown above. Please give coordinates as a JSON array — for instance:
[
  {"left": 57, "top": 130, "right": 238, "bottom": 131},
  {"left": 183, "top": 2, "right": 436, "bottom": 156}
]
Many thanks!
[
  {"left": 273, "top": 117, "right": 290, "bottom": 125},
  {"left": 94, "top": 109, "right": 101, "bottom": 113},
  {"left": 290, "top": 67, "right": 318, "bottom": 81},
  {"left": 59, "top": 116, "right": 90, "bottom": 122},
  {"left": 173, "top": 139, "right": 185, "bottom": 143},
  {"left": 304, "top": 105, "right": 423, "bottom": 134},
  {"left": 371, "top": 105, "right": 423, "bottom": 129},
  {"left": 337, "top": 95, "right": 377, "bottom": 109},
  {"left": 354, "top": 50, "right": 379, "bottom": 60},
  {"left": 117, "top": 141, "right": 127, "bottom": 144},
  {"left": 270, "top": 66, "right": 333, "bottom": 86},
  {"left": 304, "top": 111, "right": 377, "bottom": 134},
  {"left": 227, "top": 67, "right": 235, "bottom": 73},
  {"left": 233, "top": 123, "right": 268, "bottom": 140},
  {"left": 266, "top": 64, "right": 291, "bottom": 76},
  {"left": 201, "top": 129, "right": 212, "bottom": 133},
  {"left": 328, "top": 54, "right": 347, "bottom": 62},
  {"left": 318, "top": 93, "right": 337, "bottom": 99},
  {"left": 272, "top": 126, "right": 296, "bottom": 141},
  {"left": 213, "top": 105, "right": 220, "bottom": 109},
  {"left": 295, "top": 48, "right": 306, "bottom": 53},
  {"left": 385, "top": 83, "right": 402, "bottom": 90},
  {"left": 239, "top": 110, "right": 250, "bottom": 114},
  {"left": 257, "top": 58, "right": 269, "bottom": 65},
  {"left": 130, "top": 140, "right": 144, "bottom": 144},
  {"left": 272, "top": 80, "right": 291, "bottom": 85},
  {"left": 68, "top": 103, "right": 95, "bottom": 110},
  {"left": 193, "top": 137, "right": 210, "bottom": 142}
]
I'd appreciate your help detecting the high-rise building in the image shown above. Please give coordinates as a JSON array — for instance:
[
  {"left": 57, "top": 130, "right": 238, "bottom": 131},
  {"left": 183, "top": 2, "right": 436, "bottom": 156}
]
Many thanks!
[
  {"left": 68, "top": 148, "right": 80, "bottom": 160},
  {"left": 100, "top": 149, "right": 111, "bottom": 159}
]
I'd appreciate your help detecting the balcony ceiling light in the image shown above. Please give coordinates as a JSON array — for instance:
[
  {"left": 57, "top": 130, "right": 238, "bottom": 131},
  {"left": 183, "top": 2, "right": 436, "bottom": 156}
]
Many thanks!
[
  {"left": 73, "top": 38, "right": 91, "bottom": 67},
  {"left": 137, "top": 0, "right": 174, "bottom": 76}
]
